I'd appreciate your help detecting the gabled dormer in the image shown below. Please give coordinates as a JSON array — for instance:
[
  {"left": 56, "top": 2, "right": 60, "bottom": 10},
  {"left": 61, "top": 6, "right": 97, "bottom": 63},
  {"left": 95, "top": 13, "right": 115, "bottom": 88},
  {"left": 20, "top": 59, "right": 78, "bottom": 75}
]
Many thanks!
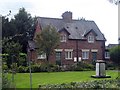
[
  {"left": 84, "top": 29, "right": 97, "bottom": 43},
  {"left": 58, "top": 28, "right": 70, "bottom": 42}
]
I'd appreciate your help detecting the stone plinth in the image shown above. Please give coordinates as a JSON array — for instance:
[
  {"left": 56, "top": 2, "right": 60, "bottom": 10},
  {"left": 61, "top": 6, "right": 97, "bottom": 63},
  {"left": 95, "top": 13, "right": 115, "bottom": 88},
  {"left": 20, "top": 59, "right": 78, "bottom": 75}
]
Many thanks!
[{"left": 91, "top": 60, "right": 111, "bottom": 78}]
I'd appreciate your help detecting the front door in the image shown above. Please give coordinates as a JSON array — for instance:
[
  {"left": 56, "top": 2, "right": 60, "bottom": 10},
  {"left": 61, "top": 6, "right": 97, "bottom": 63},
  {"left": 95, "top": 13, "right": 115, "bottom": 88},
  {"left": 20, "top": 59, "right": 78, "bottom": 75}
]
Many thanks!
[
  {"left": 92, "top": 52, "right": 97, "bottom": 61},
  {"left": 55, "top": 52, "right": 61, "bottom": 66}
]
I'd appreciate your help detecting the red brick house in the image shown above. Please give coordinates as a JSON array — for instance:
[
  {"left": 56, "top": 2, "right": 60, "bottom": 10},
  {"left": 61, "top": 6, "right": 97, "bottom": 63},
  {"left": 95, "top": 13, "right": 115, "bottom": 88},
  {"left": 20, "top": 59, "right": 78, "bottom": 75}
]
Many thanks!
[{"left": 28, "top": 11, "right": 106, "bottom": 66}]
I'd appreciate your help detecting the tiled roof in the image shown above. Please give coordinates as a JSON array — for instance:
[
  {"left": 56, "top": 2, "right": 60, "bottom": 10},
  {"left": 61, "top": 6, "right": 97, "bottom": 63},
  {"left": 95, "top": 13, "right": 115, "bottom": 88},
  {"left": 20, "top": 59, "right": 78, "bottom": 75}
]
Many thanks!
[
  {"left": 28, "top": 40, "right": 37, "bottom": 50},
  {"left": 37, "top": 16, "right": 106, "bottom": 41},
  {"left": 106, "top": 44, "right": 118, "bottom": 49}
]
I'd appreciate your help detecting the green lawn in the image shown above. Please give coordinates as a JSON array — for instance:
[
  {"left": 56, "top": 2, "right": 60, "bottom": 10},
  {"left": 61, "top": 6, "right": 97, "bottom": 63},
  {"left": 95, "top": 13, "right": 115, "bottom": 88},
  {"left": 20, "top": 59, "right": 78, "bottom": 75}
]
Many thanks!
[{"left": 8, "top": 70, "right": 118, "bottom": 88}]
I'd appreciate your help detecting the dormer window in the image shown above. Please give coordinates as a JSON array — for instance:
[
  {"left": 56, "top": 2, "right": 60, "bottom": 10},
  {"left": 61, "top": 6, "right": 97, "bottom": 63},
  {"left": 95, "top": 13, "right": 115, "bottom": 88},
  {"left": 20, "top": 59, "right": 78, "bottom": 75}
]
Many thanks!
[
  {"left": 88, "top": 35, "right": 94, "bottom": 43},
  {"left": 60, "top": 34, "right": 66, "bottom": 42}
]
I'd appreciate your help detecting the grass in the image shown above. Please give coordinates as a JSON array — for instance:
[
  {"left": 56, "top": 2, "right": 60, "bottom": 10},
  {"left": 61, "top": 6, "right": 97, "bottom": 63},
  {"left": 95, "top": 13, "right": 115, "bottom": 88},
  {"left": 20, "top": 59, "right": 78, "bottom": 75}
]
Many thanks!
[{"left": 7, "top": 70, "right": 118, "bottom": 88}]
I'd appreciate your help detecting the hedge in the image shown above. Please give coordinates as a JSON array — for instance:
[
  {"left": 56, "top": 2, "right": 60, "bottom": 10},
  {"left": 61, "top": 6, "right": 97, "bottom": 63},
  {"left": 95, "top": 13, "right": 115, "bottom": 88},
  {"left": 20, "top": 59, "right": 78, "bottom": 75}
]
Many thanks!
[{"left": 39, "top": 79, "right": 120, "bottom": 89}]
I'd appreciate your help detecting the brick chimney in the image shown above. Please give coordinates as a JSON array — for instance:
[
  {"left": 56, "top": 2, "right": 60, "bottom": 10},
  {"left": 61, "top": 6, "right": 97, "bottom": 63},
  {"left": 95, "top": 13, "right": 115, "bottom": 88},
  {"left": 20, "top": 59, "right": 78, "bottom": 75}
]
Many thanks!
[{"left": 62, "top": 11, "right": 72, "bottom": 23}]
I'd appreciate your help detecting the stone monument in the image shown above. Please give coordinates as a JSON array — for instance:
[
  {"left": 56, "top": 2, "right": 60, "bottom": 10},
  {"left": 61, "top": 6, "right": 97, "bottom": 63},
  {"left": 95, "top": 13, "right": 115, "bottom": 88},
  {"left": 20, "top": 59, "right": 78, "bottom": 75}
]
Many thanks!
[{"left": 91, "top": 60, "right": 111, "bottom": 78}]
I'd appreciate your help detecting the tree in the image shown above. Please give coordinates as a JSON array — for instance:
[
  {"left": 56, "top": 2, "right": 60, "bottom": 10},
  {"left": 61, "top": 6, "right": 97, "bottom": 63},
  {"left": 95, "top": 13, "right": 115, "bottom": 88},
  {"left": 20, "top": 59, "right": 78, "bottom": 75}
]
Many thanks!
[
  {"left": 35, "top": 25, "right": 60, "bottom": 71},
  {"left": 2, "top": 16, "right": 15, "bottom": 38},
  {"left": 2, "top": 8, "right": 35, "bottom": 53},
  {"left": 110, "top": 45, "right": 120, "bottom": 78},
  {"left": 2, "top": 38, "right": 22, "bottom": 68},
  {"left": 12, "top": 8, "right": 34, "bottom": 53},
  {"left": 110, "top": 45, "right": 120, "bottom": 64}
]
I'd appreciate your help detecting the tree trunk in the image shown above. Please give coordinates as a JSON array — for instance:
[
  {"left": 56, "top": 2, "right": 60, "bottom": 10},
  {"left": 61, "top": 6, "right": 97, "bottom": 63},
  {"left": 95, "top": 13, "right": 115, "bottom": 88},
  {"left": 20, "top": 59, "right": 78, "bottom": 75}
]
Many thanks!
[{"left": 46, "top": 55, "right": 50, "bottom": 72}]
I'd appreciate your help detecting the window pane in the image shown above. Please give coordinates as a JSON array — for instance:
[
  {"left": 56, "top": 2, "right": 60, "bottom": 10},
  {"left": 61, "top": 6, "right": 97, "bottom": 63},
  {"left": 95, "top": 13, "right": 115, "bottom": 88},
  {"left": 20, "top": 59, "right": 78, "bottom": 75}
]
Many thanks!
[
  {"left": 82, "top": 51, "right": 89, "bottom": 59},
  {"left": 88, "top": 35, "right": 94, "bottom": 43},
  {"left": 65, "top": 51, "right": 72, "bottom": 59},
  {"left": 60, "top": 35, "right": 66, "bottom": 42}
]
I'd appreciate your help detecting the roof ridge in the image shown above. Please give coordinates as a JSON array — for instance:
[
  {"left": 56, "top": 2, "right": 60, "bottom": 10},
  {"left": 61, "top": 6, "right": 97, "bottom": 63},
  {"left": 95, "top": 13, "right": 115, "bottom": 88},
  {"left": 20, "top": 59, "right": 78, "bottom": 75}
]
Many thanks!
[
  {"left": 38, "top": 16, "right": 94, "bottom": 22},
  {"left": 38, "top": 17, "right": 62, "bottom": 20}
]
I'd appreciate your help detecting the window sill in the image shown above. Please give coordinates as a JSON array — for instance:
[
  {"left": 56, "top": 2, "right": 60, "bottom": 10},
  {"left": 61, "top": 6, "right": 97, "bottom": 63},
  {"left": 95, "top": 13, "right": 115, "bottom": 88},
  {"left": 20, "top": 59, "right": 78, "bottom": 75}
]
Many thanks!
[
  {"left": 65, "top": 58, "right": 72, "bottom": 60},
  {"left": 37, "top": 57, "right": 46, "bottom": 59},
  {"left": 88, "top": 41, "right": 94, "bottom": 43},
  {"left": 60, "top": 41, "right": 66, "bottom": 42},
  {"left": 82, "top": 58, "right": 89, "bottom": 60}
]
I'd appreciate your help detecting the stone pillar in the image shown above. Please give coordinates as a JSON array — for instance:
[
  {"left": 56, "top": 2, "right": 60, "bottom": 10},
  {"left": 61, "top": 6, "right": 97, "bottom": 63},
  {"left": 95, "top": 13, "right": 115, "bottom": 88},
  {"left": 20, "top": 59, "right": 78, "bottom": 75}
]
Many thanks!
[
  {"left": 96, "top": 60, "right": 106, "bottom": 76},
  {"left": 91, "top": 60, "right": 111, "bottom": 78}
]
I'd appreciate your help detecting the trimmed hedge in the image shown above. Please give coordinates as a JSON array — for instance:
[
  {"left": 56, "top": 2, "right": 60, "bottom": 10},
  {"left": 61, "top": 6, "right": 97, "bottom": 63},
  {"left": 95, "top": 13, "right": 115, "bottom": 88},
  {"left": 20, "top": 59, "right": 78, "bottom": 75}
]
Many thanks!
[
  {"left": 39, "top": 79, "right": 120, "bottom": 89},
  {"left": 17, "top": 64, "right": 60, "bottom": 73}
]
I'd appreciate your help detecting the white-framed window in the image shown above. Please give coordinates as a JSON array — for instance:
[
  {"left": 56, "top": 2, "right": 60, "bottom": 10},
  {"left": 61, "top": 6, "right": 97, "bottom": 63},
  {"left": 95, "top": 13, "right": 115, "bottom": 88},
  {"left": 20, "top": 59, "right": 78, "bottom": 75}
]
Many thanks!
[
  {"left": 105, "top": 52, "right": 110, "bottom": 59},
  {"left": 65, "top": 49, "right": 73, "bottom": 59},
  {"left": 37, "top": 53, "right": 46, "bottom": 59},
  {"left": 60, "top": 34, "right": 66, "bottom": 42},
  {"left": 65, "top": 51, "right": 72, "bottom": 59},
  {"left": 82, "top": 50, "right": 89, "bottom": 59},
  {"left": 88, "top": 35, "right": 94, "bottom": 43}
]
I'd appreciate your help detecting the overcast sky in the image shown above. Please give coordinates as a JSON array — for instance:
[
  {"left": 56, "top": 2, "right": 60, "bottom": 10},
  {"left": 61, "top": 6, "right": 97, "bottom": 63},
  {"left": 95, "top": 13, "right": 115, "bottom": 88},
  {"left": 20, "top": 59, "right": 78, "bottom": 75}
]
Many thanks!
[{"left": 0, "top": 0, "right": 118, "bottom": 45}]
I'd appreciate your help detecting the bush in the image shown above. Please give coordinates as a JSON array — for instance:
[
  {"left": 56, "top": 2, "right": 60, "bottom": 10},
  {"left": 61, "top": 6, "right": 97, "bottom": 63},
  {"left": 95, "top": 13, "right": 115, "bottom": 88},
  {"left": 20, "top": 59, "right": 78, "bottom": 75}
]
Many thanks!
[
  {"left": 106, "top": 62, "right": 117, "bottom": 70},
  {"left": 31, "top": 64, "right": 61, "bottom": 72},
  {"left": 18, "top": 62, "right": 95, "bottom": 73},
  {"left": 3, "top": 64, "right": 8, "bottom": 72},
  {"left": 39, "top": 79, "right": 120, "bottom": 89},
  {"left": 69, "top": 62, "right": 95, "bottom": 71},
  {"left": 31, "top": 64, "right": 47, "bottom": 72},
  {"left": 18, "top": 66, "right": 28, "bottom": 73},
  {"left": 49, "top": 64, "right": 61, "bottom": 72}
]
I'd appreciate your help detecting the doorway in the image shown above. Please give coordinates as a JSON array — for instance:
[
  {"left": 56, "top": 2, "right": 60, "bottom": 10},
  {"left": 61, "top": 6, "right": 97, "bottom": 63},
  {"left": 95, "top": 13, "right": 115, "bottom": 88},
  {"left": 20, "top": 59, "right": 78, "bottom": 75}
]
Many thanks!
[
  {"left": 92, "top": 52, "right": 97, "bottom": 61},
  {"left": 55, "top": 52, "right": 62, "bottom": 66}
]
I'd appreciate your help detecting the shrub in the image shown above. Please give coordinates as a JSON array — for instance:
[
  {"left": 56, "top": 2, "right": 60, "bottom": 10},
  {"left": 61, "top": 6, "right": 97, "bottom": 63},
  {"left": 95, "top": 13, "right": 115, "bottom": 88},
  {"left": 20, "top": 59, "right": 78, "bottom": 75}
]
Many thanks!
[
  {"left": 3, "top": 64, "right": 8, "bottom": 72},
  {"left": 18, "top": 66, "right": 28, "bottom": 73},
  {"left": 31, "top": 64, "right": 61, "bottom": 72},
  {"left": 31, "top": 64, "right": 44, "bottom": 72},
  {"left": 69, "top": 62, "right": 95, "bottom": 71},
  {"left": 106, "top": 62, "right": 117, "bottom": 70},
  {"left": 11, "top": 63, "right": 18, "bottom": 73},
  {"left": 49, "top": 64, "right": 60, "bottom": 72},
  {"left": 39, "top": 79, "right": 120, "bottom": 89}
]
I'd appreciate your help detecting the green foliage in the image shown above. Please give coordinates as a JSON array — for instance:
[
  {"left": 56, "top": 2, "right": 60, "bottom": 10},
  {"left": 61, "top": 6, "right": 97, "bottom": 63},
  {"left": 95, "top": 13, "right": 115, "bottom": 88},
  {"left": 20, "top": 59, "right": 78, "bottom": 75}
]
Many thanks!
[
  {"left": 18, "top": 66, "right": 28, "bottom": 73},
  {"left": 11, "top": 63, "right": 18, "bottom": 74},
  {"left": 110, "top": 45, "right": 120, "bottom": 65},
  {"left": 18, "top": 55, "right": 27, "bottom": 66},
  {"left": 106, "top": 61, "right": 117, "bottom": 70},
  {"left": 35, "top": 25, "right": 60, "bottom": 61},
  {"left": 39, "top": 79, "right": 120, "bottom": 89},
  {"left": 13, "top": 8, "right": 35, "bottom": 52},
  {"left": 2, "top": 38, "right": 22, "bottom": 55},
  {"left": 35, "top": 25, "right": 60, "bottom": 72},
  {"left": 2, "top": 16, "right": 15, "bottom": 38},
  {"left": 3, "top": 64, "right": 8, "bottom": 71},
  {"left": 2, "top": 73, "right": 11, "bottom": 89},
  {"left": 2, "top": 7, "right": 36, "bottom": 52},
  {"left": 70, "top": 62, "right": 95, "bottom": 71},
  {"left": 2, "top": 72, "right": 16, "bottom": 89},
  {"left": 2, "top": 38, "right": 22, "bottom": 68},
  {"left": 17, "top": 64, "right": 60, "bottom": 73}
]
